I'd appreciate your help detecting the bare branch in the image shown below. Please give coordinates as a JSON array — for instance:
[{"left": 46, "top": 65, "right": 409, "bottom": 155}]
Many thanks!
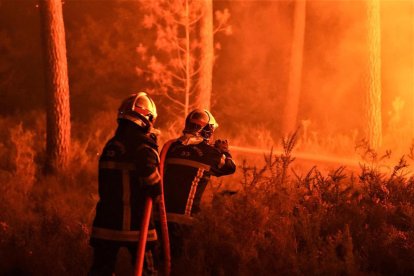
[
  {"left": 170, "top": 71, "right": 186, "bottom": 82},
  {"left": 189, "top": 13, "right": 203, "bottom": 25},
  {"left": 191, "top": 65, "right": 202, "bottom": 76},
  {"left": 165, "top": 92, "right": 185, "bottom": 107}
]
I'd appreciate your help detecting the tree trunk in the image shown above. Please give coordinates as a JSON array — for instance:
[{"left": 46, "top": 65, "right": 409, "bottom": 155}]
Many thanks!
[
  {"left": 282, "top": 0, "right": 306, "bottom": 135},
  {"left": 366, "top": 0, "right": 382, "bottom": 149},
  {"left": 184, "top": 0, "right": 191, "bottom": 119},
  {"left": 40, "top": 0, "right": 71, "bottom": 173},
  {"left": 198, "top": 0, "right": 213, "bottom": 111}
]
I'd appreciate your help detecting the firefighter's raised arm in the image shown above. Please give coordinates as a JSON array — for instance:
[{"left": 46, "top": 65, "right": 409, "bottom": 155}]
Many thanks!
[{"left": 211, "top": 139, "right": 236, "bottom": 176}]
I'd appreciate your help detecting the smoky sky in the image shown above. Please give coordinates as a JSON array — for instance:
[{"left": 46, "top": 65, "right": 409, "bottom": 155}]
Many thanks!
[
  {"left": 216, "top": 0, "right": 413, "bottom": 144},
  {"left": 0, "top": 0, "right": 413, "bottom": 147}
]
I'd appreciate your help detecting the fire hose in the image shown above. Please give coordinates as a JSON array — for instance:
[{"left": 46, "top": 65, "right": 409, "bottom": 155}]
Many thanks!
[
  {"left": 135, "top": 197, "right": 152, "bottom": 276},
  {"left": 157, "top": 139, "right": 175, "bottom": 275},
  {"left": 135, "top": 142, "right": 361, "bottom": 275},
  {"left": 135, "top": 140, "right": 174, "bottom": 276},
  {"left": 229, "top": 145, "right": 361, "bottom": 167}
]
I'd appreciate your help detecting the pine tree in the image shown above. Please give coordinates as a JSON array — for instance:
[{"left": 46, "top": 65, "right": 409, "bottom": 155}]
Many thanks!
[
  {"left": 136, "top": 0, "right": 230, "bottom": 121},
  {"left": 39, "top": 0, "right": 71, "bottom": 173}
]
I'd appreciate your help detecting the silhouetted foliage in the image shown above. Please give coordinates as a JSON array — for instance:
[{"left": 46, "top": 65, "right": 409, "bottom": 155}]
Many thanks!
[
  {"left": 1, "top": 123, "right": 414, "bottom": 275},
  {"left": 174, "top": 133, "right": 414, "bottom": 275}
]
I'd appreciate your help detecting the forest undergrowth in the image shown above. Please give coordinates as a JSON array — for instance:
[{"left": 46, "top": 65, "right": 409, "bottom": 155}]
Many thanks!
[{"left": 1, "top": 114, "right": 414, "bottom": 275}]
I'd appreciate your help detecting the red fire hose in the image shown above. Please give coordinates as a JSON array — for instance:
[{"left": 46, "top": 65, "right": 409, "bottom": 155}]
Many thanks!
[
  {"left": 135, "top": 196, "right": 153, "bottom": 276},
  {"left": 135, "top": 140, "right": 175, "bottom": 276},
  {"left": 158, "top": 139, "right": 176, "bottom": 276}
]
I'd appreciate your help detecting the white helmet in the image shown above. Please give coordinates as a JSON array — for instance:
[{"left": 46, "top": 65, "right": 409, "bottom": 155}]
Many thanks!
[{"left": 117, "top": 92, "right": 157, "bottom": 129}]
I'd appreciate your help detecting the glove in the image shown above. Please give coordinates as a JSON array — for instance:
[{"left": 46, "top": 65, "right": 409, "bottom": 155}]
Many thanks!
[{"left": 214, "top": 139, "right": 229, "bottom": 154}]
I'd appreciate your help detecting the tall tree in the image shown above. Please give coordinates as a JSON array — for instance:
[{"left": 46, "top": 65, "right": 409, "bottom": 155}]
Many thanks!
[
  {"left": 366, "top": 0, "right": 382, "bottom": 149},
  {"left": 183, "top": 0, "right": 192, "bottom": 117},
  {"left": 137, "top": 0, "right": 201, "bottom": 121},
  {"left": 198, "top": 2, "right": 231, "bottom": 111},
  {"left": 136, "top": 0, "right": 230, "bottom": 121},
  {"left": 39, "top": 0, "right": 71, "bottom": 173},
  {"left": 198, "top": 0, "right": 213, "bottom": 110},
  {"left": 282, "top": 0, "right": 306, "bottom": 135}
]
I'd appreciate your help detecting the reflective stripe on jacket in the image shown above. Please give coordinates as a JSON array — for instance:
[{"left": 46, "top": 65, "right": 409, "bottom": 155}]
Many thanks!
[
  {"left": 91, "top": 121, "right": 160, "bottom": 243},
  {"left": 163, "top": 139, "right": 236, "bottom": 219}
]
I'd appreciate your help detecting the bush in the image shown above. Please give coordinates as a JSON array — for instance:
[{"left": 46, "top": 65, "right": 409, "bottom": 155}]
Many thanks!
[
  {"left": 0, "top": 114, "right": 97, "bottom": 275},
  {"left": 1, "top": 117, "right": 414, "bottom": 275},
  {"left": 176, "top": 133, "right": 414, "bottom": 276}
]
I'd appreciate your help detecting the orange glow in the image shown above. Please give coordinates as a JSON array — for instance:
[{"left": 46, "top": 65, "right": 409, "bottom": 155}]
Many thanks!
[
  {"left": 380, "top": 0, "right": 414, "bottom": 153},
  {"left": 366, "top": 0, "right": 382, "bottom": 149},
  {"left": 1, "top": 1, "right": 414, "bottom": 275}
]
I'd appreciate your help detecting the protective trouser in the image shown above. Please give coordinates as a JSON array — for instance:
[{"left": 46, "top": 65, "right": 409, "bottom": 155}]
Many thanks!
[{"left": 89, "top": 240, "right": 158, "bottom": 276}]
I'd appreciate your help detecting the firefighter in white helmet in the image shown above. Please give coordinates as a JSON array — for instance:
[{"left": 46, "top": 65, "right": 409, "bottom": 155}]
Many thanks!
[
  {"left": 89, "top": 92, "right": 160, "bottom": 275},
  {"left": 160, "top": 109, "right": 236, "bottom": 273}
]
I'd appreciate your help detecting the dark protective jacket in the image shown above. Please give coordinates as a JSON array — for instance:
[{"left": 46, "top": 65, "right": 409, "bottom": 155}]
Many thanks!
[
  {"left": 91, "top": 120, "right": 161, "bottom": 244},
  {"left": 163, "top": 136, "right": 236, "bottom": 224}
]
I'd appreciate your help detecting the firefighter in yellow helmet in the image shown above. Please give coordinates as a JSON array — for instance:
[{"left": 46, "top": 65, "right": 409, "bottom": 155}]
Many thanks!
[
  {"left": 160, "top": 109, "right": 236, "bottom": 273},
  {"left": 89, "top": 92, "right": 160, "bottom": 275}
]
